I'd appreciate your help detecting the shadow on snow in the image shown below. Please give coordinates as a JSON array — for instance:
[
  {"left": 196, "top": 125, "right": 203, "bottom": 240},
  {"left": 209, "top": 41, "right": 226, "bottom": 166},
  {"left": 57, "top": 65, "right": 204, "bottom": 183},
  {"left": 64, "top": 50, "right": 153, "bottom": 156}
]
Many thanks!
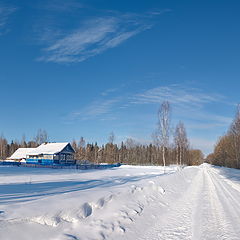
[{"left": 0, "top": 172, "right": 165, "bottom": 204}]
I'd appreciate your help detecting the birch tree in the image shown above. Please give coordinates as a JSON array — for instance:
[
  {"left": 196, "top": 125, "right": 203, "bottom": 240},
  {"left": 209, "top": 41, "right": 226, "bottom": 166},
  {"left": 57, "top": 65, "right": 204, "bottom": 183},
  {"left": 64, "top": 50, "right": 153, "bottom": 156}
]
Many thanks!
[
  {"left": 35, "top": 129, "right": 48, "bottom": 145},
  {"left": 174, "top": 121, "right": 189, "bottom": 165},
  {"left": 154, "top": 101, "right": 171, "bottom": 169}
]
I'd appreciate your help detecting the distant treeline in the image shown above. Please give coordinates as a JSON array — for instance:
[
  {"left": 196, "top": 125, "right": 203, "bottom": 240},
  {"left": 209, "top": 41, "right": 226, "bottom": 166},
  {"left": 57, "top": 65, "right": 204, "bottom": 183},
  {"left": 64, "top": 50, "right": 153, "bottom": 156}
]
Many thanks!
[
  {"left": 0, "top": 102, "right": 204, "bottom": 166},
  {"left": 207, "top": 105, "right": 240, "bottom": 169},
  {"left": 71, "top": 137, "right": 203, "bottom": 166},
  {"left": 0, "top": 129, "right": 48, "bottom": 159},
  {"left": 0, "top": 135, "right": 203, "bottom": 166}
]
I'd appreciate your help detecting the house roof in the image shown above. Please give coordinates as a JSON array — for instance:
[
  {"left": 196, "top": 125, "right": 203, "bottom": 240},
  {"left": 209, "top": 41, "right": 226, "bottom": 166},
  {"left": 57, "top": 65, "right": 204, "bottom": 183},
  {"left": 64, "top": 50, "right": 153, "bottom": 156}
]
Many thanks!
[
  {"left": 29, "top": 142, "right": 73, "bottom": 155},
  {"left": 9, "top": 148, "right": 35, "bottom": 160},
  {"left": 9, "top": 142, "right": 74, "bottom": 159}
]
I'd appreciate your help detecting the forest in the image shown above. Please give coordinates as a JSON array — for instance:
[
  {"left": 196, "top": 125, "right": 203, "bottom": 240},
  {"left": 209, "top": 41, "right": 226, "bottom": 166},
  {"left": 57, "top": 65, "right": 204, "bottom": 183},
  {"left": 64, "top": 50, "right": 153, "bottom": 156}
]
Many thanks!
[{"left": 207, "top": 105, "right": 240, "bottom": 169}]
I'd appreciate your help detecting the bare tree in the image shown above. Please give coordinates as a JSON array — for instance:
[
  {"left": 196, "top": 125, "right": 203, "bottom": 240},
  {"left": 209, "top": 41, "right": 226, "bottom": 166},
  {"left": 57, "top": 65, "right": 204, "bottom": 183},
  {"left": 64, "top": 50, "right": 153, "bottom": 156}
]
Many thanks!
[
  {"left": 79, "top": 137, "right": 86, "bottom": 148},
  {"left": 21, "top": 134, "right": 27, "bottom": 148},
  {"left": 210, "top": 105, "right": 240, "bottom": 169},
  {"left": 0, "top": 134, "right": 7, "bottom": 159},
  {"left": 108, "top": 131, "right": 115, "bottom": 144},
  {"left": 174, "top": 121, "right": 189, "bottom": 165},
  {"left": 34, "top": 129, "right": 49, "bottom": 145},
  {"left": 228, "top": 104, "right": 240, "bottom": 168},
  {"left": 155, "top": 101, "right": 171, "bottom": 169},
  {"left": 189, "top": 149, "right": 204, "bottom": 165},
  {"left": 125, "top": 138, "right": 137, "bottom": 149}
]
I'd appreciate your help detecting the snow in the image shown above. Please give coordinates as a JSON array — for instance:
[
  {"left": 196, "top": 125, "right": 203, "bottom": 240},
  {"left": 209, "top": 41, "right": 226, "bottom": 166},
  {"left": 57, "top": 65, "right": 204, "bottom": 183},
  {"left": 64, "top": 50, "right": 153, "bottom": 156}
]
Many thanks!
[
  {"left": 28, "top": 142, "right": 71, "bottom": 155},
  {"left": 0, "top": 164, "right": 240, "bottom": 240},
  {"left": 9, "top": 143, "right": 72, "bottom": 160},
  {"left": 8, "top": 148, "right": 35, "bottom": 160}
]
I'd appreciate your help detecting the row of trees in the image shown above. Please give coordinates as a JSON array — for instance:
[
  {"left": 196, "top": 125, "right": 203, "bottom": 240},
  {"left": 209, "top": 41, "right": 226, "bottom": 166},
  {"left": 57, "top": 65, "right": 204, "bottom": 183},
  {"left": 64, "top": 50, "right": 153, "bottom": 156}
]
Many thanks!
[
  {"left": 0, "top": 132, "right": 203, "bottom": 166},
  {"left": 152, "top": 101, "right": 203, "bottom": 166},
  {"left": 0, "top": 102, "right": 204, "bottom": 166},
  {"left": 207, "top": 105, "right": 240, "bottom": 169},
  {"left": 71, "top": 137, "right": 203, "bottom": 166},
  {"left": 71, "top": 101, "right": 203, "bottom": 166},
  {"left": 0, "top": 129, "right": 48, "bottom": 160}
]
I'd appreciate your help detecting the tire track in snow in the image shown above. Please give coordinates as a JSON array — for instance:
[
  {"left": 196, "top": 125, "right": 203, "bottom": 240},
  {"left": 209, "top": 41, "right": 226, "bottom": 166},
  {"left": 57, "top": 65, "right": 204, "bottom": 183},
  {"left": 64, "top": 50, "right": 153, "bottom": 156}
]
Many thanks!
[
  {"left": 137, "top": 165, "right": 240, "bottom": 240},
  {"left": 200, "top": 167, "right": 240, "bottom": 239},
  {"left": 195, "top": 167, "right": 237, "bottom": 240},
  {"left": 138, "top": 168, "right": 203, "bottom": 240}
]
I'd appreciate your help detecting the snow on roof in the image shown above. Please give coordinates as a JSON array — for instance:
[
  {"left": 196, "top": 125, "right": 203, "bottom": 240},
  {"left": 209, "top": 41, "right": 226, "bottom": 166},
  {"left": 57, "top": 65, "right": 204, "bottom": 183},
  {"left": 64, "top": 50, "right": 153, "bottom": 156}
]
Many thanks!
[
  {"left": 29, "top": 142, "right": 71, "bottom": 155},
  {"left": 9, "top": 148, "right": 35, "bottom": 160},
  {"left": 9, "top": 142, "right": 74, "bottom": 159}
]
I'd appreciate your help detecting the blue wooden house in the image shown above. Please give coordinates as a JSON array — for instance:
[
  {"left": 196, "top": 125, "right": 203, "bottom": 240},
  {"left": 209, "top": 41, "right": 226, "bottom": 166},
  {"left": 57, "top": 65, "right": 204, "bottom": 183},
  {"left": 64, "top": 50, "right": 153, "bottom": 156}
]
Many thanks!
[
  {"left": 26, "top": 142, "right": 76, "bottom": 165},
  {"left": 10, "top": 142, "right": 76, "bottom": 165}
]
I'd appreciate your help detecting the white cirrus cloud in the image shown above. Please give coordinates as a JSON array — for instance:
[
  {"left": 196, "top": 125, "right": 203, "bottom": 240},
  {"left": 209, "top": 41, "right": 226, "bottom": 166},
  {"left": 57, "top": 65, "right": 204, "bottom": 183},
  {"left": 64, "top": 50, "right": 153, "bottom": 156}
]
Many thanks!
[
  {"left": 0, "top": 4, "right": 16, "bottom": 35},
  {"left": 130, "top": 85, "right": 232, "bottom": 131},
  {"left": 66, "top": 84, "right": 232, "bottom": 135},
  {"left": 70, "top": 98, "right": 121, "bottom": 121},
  {"left": 101, "top": 88, "right": 119, "bottom": 96},
  {"left": 38, "top": 14, "right": 152, "bottom": 63},
  {"left": 131, "top": 85, "right": 224, "bottom": 107}
]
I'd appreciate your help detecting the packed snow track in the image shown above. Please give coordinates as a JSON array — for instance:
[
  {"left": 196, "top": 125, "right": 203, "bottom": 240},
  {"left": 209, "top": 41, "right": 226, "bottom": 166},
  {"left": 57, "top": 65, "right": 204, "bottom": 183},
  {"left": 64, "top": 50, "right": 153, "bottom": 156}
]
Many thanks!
[{"left": 0, "top": 164, "right": 240, "bottom": 240}]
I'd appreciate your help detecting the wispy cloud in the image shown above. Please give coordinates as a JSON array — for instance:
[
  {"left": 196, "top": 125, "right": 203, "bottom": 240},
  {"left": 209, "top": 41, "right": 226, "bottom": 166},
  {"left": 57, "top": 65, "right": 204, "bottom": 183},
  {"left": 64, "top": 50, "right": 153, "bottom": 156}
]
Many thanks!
[
  {"left": 35, "top": 4, "right": 170, "bottom": 64},
  {"left": 38, "top": 15, "right": 151, "bottom": 63},
  {"left": 101, "top": 88, "right": 119, "bottom": 96},
  {"left": 131, "top": 85, "right": 224, "bottom": 107},
  {"left": 70, "top": 98, "right": 120, "bottom": 121},
  {"left": 68, "top": 84, "right": 230, "bottom": 125},
  {"left": 185, "top": 112, "right": 232, "bottom": 126},
  {"left": 130, "top": 85, "right": 231, "bottom": 131},
  {"left": 0, "top": 4, "right": 16, "bottom": 35}
]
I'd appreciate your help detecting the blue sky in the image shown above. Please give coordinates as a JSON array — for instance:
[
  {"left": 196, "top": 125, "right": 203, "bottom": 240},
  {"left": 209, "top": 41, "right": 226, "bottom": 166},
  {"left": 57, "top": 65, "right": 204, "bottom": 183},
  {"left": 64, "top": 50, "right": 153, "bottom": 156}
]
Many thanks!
[{"left": 0, "top": 0, "right": 240, "bottom": 154}]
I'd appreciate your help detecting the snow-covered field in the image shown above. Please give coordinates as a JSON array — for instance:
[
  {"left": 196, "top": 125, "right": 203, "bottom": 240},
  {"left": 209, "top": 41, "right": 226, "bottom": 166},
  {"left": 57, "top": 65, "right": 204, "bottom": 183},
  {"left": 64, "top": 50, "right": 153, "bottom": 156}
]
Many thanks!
[{"left": 0, "top": 164, "right": 240, "bottom": 240}]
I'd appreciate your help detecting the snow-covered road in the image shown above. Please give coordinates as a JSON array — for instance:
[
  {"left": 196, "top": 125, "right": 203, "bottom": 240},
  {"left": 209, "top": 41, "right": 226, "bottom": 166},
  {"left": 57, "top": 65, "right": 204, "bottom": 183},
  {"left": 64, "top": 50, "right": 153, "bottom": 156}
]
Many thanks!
[
  {"left": 131, "top": 164, "right": 240, "bottom": 240},
  {"left": 0, "top": 164, "right": 240, "bottom": 240}
]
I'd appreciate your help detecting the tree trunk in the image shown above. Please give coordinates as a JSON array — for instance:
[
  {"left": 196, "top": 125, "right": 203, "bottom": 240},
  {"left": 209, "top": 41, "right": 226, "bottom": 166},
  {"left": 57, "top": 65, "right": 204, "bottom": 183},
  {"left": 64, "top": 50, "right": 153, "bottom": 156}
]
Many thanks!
[
  {"left": 162, "top": 146, "right": 166, "bottom": 172},
  {"left": 180, "top": 146, "right": 182, "bottom": 165}
]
